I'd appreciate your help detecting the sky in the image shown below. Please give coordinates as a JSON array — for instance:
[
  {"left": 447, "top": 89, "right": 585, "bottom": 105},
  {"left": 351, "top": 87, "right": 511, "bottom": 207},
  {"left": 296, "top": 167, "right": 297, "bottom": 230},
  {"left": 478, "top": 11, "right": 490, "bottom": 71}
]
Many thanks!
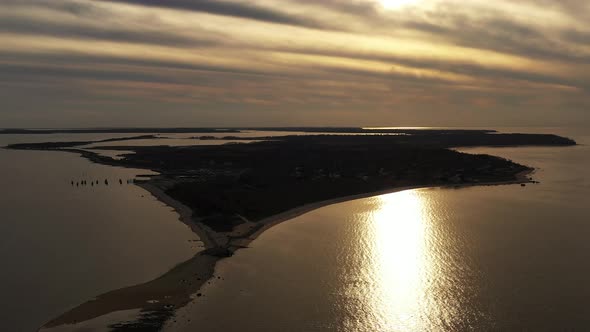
[{"left": 1, "top": 0, "right": 589, "bottom": 128}]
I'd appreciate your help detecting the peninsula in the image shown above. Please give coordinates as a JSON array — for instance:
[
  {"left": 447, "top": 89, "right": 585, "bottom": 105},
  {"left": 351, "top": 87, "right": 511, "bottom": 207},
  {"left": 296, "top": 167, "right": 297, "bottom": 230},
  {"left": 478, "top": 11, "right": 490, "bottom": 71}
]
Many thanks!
[{"left": 6, "top": 128, "right": 576, "bottom": 331}]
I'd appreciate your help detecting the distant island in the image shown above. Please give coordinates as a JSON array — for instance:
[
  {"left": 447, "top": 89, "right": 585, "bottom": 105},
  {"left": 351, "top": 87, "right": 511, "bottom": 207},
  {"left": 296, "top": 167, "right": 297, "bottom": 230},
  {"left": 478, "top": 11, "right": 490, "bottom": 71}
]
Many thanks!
[
  {"left": 6, "top": 128, "right": 576, "bottom": 331},
  {"left": 0, "top": 128, "right": 240, "bottom": 134}
]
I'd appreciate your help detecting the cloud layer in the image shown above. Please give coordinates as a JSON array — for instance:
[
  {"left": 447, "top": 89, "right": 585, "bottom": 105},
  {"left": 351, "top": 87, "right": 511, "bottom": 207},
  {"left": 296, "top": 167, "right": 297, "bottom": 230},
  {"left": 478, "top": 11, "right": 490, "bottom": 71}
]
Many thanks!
[{"left": 1, "top": 0, "right": 589, "bottom": 127}]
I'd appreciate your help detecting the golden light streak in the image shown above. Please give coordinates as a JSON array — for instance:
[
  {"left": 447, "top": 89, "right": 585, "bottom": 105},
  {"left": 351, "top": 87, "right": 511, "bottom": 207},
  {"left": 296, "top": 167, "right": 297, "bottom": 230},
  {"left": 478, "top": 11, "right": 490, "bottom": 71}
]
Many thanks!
[{"left": 364, "top": 190, "right": 437, "bottom": 331}]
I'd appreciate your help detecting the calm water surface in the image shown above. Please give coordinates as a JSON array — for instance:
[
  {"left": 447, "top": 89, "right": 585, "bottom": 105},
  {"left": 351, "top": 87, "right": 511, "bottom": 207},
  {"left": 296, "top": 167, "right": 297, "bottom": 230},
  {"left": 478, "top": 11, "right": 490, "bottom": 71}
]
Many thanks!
[
  {"left": 0, "top": 134, "right": 200, "bottom": 332},
  {"left": 0, "top": 131, "right": 301, "bottom": 331},
  {"left": 2, "top": 128, "right": 588, "bottom": 331},
  {"left": 165, "top": 127, "right": 590, "bottom": 331}
]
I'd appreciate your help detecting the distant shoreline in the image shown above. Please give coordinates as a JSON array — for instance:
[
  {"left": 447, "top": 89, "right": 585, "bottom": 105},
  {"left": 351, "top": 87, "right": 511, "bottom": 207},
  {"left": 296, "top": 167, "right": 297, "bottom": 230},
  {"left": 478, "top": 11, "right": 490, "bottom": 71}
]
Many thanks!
[{"left": 40, "top": 168, "right": 533, "bottom": 330}]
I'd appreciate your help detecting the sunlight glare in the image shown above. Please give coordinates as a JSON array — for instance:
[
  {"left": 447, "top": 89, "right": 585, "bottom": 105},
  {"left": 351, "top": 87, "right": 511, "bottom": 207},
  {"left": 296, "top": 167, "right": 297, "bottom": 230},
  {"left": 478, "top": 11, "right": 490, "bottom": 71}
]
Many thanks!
[
  {"left": 379, "top": 0, "right": 419, "bottom": 9},
  {"left": 367, "top": 190, "right": 434, "bottom": 330}
]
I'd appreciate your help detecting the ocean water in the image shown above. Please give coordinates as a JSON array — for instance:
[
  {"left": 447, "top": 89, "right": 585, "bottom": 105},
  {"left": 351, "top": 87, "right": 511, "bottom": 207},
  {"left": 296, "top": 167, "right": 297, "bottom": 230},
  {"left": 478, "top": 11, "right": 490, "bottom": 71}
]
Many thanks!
[{"left": 164, "top": 127, "right": 590, "bottom": 331}]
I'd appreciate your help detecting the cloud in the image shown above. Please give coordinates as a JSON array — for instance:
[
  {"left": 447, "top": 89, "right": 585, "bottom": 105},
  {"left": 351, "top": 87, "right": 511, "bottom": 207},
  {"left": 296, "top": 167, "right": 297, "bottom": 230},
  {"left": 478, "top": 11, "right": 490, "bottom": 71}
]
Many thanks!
[
  {"left": 0, "top": 16, "right": 217, "bottom": 47},
  {"left": 0, "top": 0, "right": 588, "bottom": 127},
  {"left": 399, "top": 14, "right": 590, "bottom": 65},
  {"left": 94, "top": 0, "right": 328, "bottom": 29},
  {"left": 0, "top": 0, "right": 227, "bottom": 47}
]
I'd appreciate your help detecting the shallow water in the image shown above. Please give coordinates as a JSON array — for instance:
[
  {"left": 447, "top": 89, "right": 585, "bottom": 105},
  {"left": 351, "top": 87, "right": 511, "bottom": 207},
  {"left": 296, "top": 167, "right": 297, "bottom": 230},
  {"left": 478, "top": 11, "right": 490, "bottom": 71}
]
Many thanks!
[
  {"left": 165, "top": 127, "right": 590, "bottom": 331},
  {"left": 0, "top": 134, "right": 200, "bottom": 332},
  {"left": 80, "top": 128, "right": 404, "bottom": 149},
  {"left": 82, "top": 138, "right": 259, "bottom": 148}
]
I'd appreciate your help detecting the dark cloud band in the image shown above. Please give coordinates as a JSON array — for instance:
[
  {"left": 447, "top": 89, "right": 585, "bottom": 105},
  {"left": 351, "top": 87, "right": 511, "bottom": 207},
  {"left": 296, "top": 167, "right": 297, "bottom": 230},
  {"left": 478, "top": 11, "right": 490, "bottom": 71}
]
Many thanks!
[{"left": 95, "top": 0, "right": 327, "bottom": 29}]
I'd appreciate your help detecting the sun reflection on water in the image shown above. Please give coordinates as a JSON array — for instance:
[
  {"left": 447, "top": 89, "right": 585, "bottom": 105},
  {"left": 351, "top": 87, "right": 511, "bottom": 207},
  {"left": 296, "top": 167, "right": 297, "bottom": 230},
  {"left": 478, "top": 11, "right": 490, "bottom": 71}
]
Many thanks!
[{"left": 365, "top": 190, "right": 436, "bottom": 331}]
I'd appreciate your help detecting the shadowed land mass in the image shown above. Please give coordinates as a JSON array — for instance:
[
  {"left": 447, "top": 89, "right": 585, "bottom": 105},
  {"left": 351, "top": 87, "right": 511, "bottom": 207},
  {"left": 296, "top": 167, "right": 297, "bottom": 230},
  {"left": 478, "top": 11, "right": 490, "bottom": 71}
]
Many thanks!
[{"left": 6, "top": 129, "right": 576, "bottom": 331}]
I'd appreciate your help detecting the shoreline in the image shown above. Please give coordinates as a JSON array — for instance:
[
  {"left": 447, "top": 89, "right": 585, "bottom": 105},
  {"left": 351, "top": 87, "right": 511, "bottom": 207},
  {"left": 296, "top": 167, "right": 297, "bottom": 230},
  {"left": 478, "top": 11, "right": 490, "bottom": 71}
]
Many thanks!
[
  {"left": 40, "top": 168, "right": 534, "bottom": 330},
  {"left": 141, "top": 170, "right": 534, "bottom": 252},
  {"left": 136, "top": 181, "right": 217, "bottom": 249},
  {"left": 228, "top": 169, "right": 534, "bottom": 249}
]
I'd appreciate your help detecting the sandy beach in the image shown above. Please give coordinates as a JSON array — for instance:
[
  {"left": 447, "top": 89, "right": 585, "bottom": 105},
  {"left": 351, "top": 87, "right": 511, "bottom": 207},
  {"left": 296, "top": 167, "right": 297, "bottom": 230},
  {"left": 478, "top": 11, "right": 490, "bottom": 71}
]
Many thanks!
[{"left": 137, "top": 181, "right": 217, "bottom": 249}]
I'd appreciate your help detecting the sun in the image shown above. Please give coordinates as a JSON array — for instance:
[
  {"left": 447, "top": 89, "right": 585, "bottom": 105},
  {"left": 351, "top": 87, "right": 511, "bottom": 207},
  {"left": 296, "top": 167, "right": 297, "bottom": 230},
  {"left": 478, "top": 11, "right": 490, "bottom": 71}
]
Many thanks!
[{"left": 379, "top": 0, "right": 418, "bottom": 9}]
